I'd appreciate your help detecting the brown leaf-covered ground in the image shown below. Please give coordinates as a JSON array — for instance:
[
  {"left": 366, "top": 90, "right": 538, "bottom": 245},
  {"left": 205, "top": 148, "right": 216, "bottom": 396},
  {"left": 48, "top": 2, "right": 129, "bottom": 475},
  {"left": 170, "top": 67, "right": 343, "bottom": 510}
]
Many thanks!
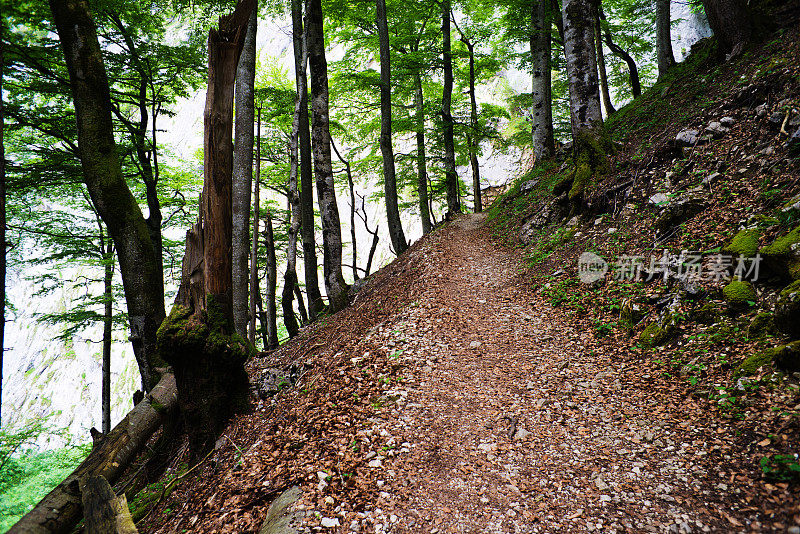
[{"left": 140, "top": 213, "right": 798, "bottom": 533}]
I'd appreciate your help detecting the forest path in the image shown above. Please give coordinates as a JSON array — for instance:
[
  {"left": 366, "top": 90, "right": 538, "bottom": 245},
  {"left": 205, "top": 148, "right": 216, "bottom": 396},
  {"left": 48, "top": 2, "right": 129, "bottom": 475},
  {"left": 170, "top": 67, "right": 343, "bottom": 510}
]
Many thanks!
[{"left": 356, "top": 213, "right": 746, "bottom": 533}]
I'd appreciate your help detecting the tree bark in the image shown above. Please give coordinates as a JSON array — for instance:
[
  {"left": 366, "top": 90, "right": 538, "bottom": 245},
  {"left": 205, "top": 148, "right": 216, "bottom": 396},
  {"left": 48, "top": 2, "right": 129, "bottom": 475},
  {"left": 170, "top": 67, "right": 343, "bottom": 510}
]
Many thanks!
[
  {"left": 413, "top": 71, "right": 432, "bottom": 234},
  {"left": 292, "top": 0, "right": 324, "bottom": 321},
  {"left": 49, "top": 0, "right": 166, "bottom": 392},
  {"left": 0, "top": 23, "right": 5, "bottom": 429},
  {"left": 162, "top": 0, "right": 254, "bottom": 459},
  {"left": 531, "top": 0, "right": 555, "bottom": 162},
  {"left": 307, "top": 0, "right": 349, "bottom": 311},
  {"left": 465, "top": 41, "right": 481, "bottom": 213},
  {"left": 264, "top": 211, "right": 279, "bottom": 349},
  {"left": 232, "top": 8, "right": 258, "bottom": 338},
  {"left": 441, "top": 0, "right": 460, "bottom": 215},
  {"left": 8, "top": 374, "right": 176, "bottom": 534},
  {"left": 594, "top": 13, "right": 615, "bottom": 116},
  {"left": 101, "top": 237, "right": 113, "bottom": 435},
  {"left": 702, "top": 0, "right": 751, "bottom": 57},
  {"left": 377, "top": 0, "right": 408, "bottom": 255},
  {"left": 656, "top": 0, "right": 676, "bottom": 78},
  {"left": 249, "top": 108, "right": 262, "bottom": 346},
  {"left": 81, "top": 475, "right": 138, "bottom": 534},
  {"left": 562, "top": 0, "right": 611, "bottom": 207},
  {"left": 283, "top": 61, "right": 306, "bottom": 339}
]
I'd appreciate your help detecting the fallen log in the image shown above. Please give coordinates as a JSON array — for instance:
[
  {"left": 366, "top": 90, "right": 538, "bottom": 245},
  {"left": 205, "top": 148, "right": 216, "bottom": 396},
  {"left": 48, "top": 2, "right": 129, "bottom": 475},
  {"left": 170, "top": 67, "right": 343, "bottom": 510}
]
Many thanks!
[
  {"left": 81, "top": 475, "right": 138, "bottom": 534},
  {"left": 8, "top": 373, "right": 177, "bottom": 534}
]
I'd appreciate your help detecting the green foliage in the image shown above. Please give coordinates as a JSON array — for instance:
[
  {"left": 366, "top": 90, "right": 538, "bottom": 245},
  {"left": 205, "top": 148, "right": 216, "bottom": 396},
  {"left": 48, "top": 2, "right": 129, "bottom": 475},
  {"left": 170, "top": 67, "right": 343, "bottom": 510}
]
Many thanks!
[
  {"left": 760, "top": 454, "right": 800, "bottom": 482},
  {"left": 0, "top": 422, "right": 89, "bottom": 531}
]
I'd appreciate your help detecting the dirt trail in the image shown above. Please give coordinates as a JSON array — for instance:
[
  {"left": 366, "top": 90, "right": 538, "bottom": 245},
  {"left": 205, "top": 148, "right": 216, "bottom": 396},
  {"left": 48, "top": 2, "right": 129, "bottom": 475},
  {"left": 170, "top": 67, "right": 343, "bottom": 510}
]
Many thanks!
[
  {"left": 352, "top": 213, "right": 751, "bottom": 533},
  {"left": 147, "top": 213, "right": 761, "bottom": 534}
]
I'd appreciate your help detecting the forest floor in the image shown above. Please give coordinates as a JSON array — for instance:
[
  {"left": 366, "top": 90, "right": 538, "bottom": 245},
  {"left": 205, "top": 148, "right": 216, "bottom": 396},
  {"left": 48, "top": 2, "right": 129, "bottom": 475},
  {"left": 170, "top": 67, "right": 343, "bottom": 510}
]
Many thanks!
[{"left": 143, "top": 212, "right": 795, "bottom": 533}]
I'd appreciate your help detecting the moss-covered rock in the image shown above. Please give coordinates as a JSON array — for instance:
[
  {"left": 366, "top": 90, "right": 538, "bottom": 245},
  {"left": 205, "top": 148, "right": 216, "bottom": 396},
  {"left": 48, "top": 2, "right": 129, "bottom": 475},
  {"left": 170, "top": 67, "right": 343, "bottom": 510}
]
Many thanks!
[
  {"left": 735, "top": 342, "right": 800, "bottom": 377},
  {"left": 620, "top": 299, "right": 646, "bottom": 328},
  {"left": 693, "top": 302, "right": 720, "bottom": 325},
  {"left": 722, "top": 280, "right": 756, "bottom": 310},
  {"left": 760, "top": 224, "right": 800, "bottom": 280},
  {"left": 775, "top": 280, "right": 800, "bottom": 339},
  {"left": 734, "top": 349, "right": 774, "bottom": 377},
  {"left": 722, "top": 229, "right": 760, "bottom": 258},
  {"left": 639, "top": 319, "right": 675, "bottom": 348},
  {"left": 748, "top": 312, "right": 776, "bottom": 339}
]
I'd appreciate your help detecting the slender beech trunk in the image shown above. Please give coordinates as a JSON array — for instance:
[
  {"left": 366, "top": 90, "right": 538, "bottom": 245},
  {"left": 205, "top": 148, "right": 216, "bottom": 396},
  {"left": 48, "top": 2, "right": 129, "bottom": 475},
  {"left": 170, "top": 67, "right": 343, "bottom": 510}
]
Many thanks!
[
  {"left": 294, "top": 284, "right": 308, "bottom": 323},
  {"left": 441, "top": 0, "right": 459, "bottom": 215},
  {"left": 256, "top": 292, "right": 269, "bottom": 349},
  {"left": 531, "top": 0, "right": 555, "bottom": 162},
  {"left": 307, "top": 0, "right": 349, "bottom": 311},
  {"left": 292, "top": 0, "right": 323, "bottom": 320},
  {"left": 602, "top": 23, "right": 641, "bottom": 98},
  {"left": 377, "top": 0, "right": 407, "bottom": 254},
  {"left": 465, "top": 41, "right": 481, "bottom": 213},
  {"left": 232, "top": 9, "right": 258, "bottom": 338},
  {"left": 413, "top": 71, "right": 432, "bottom": 234},
  {"left": 49, "top": 0, "right": 166, "bottom": 392},
  {"left": 0, "top": 24, "right": 5, "bottom": 428},
  {"left": 594, "top": 13, "right": 615, "bottom": 115},
  {"left": 656, "top": 0, "right": 676, "bottom": 78},
  {"left": 331, "top": 139, "right": 358, "bottom": 280},
  {"left": 101, "top": 238, "right": 113, "bottom": 435},
  {"left": 562, "top": 0, "right": 610, "bottom": 207},
  {"left": 283, "top": 52, "right": 306, "bottom": 339},
  {"left": 264, "top": 211, "right": 279, "bottom": 349},
  {"left": 701, "top": 0, "right": 751, "bottom": 57},
  {"left": 249, "top": 108, "right": 262, "bottom": 346}
]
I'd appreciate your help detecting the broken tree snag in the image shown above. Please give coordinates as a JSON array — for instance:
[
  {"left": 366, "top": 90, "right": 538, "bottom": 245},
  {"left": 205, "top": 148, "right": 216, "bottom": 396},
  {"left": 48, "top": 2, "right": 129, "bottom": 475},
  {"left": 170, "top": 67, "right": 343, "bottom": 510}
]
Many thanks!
[
  {"left": 81, "top": 475, "right": 138, "bottom": 534},
  {"left": 203, "top": 0, "right": 256, "bottom": 325},
  {"left": 9, "top": 374, "right": 176, "bottom": 534},
  {"left": 159, "top": 0, "right": 254, "bottom": 461}
]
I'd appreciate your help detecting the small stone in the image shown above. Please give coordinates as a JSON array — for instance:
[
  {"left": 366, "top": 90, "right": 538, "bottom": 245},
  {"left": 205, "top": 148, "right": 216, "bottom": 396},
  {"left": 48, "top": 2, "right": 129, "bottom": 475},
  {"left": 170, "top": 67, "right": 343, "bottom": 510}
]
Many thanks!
[
  {"left": 513, "top": 427, "right": 531, "bottom": 440},
  {"left": 469, "top": 341, "right": 482, "bottom": 348},
  {"left": 675, "top": 129, "right": 699, "bottom": 146},
  {"left": 321, "top": 517, "right": 341, "bottom": 528},
  {"left": 350, "top": 520, "right": 362, "bottom": 532},
  {"left": 649, "top": 193, "right": 669, "bottom": 206},
  {"left": 607, "top": 227, "right": 618, "bottom": 235},
  {"left": 324, "top": 496, "right": 335, "bottom": 505},
  {"left": 368, "top": 458, "right": 383, "bottom": 468},
  {"left": 787, "top": 527, "right": 799, "bottom": 534},
  {"left": 365, "top": 451, "right": 376, "bottom": 460},
  {"left": 720, "top": 116, "right": 736, "bottom": 127}
]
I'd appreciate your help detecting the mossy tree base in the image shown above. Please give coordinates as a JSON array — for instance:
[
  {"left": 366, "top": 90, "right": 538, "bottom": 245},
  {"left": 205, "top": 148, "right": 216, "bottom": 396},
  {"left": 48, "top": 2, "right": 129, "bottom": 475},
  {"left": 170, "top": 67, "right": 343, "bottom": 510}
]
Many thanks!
[
  {"left": 157, "top": 305, "right": 251, "bottom": 460},
  {"left": 567, "top": 129, "right": 612, "bottom": 213}
]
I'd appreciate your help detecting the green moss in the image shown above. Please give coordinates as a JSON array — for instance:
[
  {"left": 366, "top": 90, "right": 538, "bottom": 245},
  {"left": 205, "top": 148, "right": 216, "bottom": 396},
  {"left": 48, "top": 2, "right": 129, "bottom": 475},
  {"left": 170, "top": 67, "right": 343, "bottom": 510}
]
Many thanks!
[
  {"left": 568, "top": 130, "right": 612, "bottom": 204},
  {"left": 620, "top": 300, "right": 646, "bottom": 329},
  {"left": 775, "top": 280, "right": 800, "bottom": 339},
  {"left": 748, "top": 312, "right": 776, "bottom": 339},
  {"left": 734, "top": 349, "right": 774, "bottom": 377},
  {"left": 760, "top": 224, "right": 800, "bottom": 280},
  {"left": 722, "top": 281, "right": 757, "bottom": 309},
  {"left": 156, "top": 305, "right": 208, "bottom": 357},
  {"left": 723, "top": 229, "right": 760, "bottom": 258},
  {"left": 639, "top": 321, "right": 674, "bottom": 348},
  {"left": 693, "top": 302, "right": 720, "bottom": 325}
]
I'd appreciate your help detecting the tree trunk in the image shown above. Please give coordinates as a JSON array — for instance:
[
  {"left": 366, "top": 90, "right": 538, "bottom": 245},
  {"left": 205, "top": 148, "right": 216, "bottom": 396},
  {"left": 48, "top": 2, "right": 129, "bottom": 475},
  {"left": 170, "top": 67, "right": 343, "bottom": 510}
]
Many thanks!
[
  {"left": 307, "top": 0, "right": 349, "bottom": 312},
  {"left": 465, "top": 41, "right": 481, "bottom": 213},
  {"left": 441, "top": 0, "right": 460, "bottom": 215},
  {"left": 377, "top": 0, "right": 408, "bottom": 255},
  {"left": 8, "top": 374, "right": 176, "bottom": 534},
  {"left": 331, "top": 139, "right": 358, "bottom": 280},
  {"left": 283, "top": 61, "right": 306, "bottom": 339},
  {"left": 81, "top": 476, "right": 138, "bottom": 534},
  {"left": 531, "top": 0, "right": 555, "bottom": 162},
  {"left": 702, "top": 0, "right": 751, "bottom": 57},
  {"left": 293, "top": 284, "right": 308, "bottom": 324},
  {"left": 602, "top": 23, "right": 641, "bottom": 99},
  {"left": 232, "top": 8, "right": 258, "bottom": 338},
  {"left": 101, "top": 238, "right": 113, "bottom": 435},
  {"left": 49, "top": 0, "right": 166, "bottom": 393},
  {"left": 594, "top": 13, "right": 615, "bottom": 116},
  {"left": 0, "top": 24, "right": 5, "bottom": 429},
  {"left": 292, "top": 0, "right": 324, "bottom": 321},
  {"left": 413, "top": 71, "right": 432, "bottom": 234},
  {"left": 161, "top": 0, "right": 254, "bottom": 459},
  {"left": 656, "top": 0, "right": 676, "bottom": 78},
  {"left": 249, "top": 108, "right": 262, "bottom": 346},
  {"left": 562, "top": 0, "right": 611, "bottom": 208},
  {"left": 264, "top": 211, "right": 279, "bottom": 349}
]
